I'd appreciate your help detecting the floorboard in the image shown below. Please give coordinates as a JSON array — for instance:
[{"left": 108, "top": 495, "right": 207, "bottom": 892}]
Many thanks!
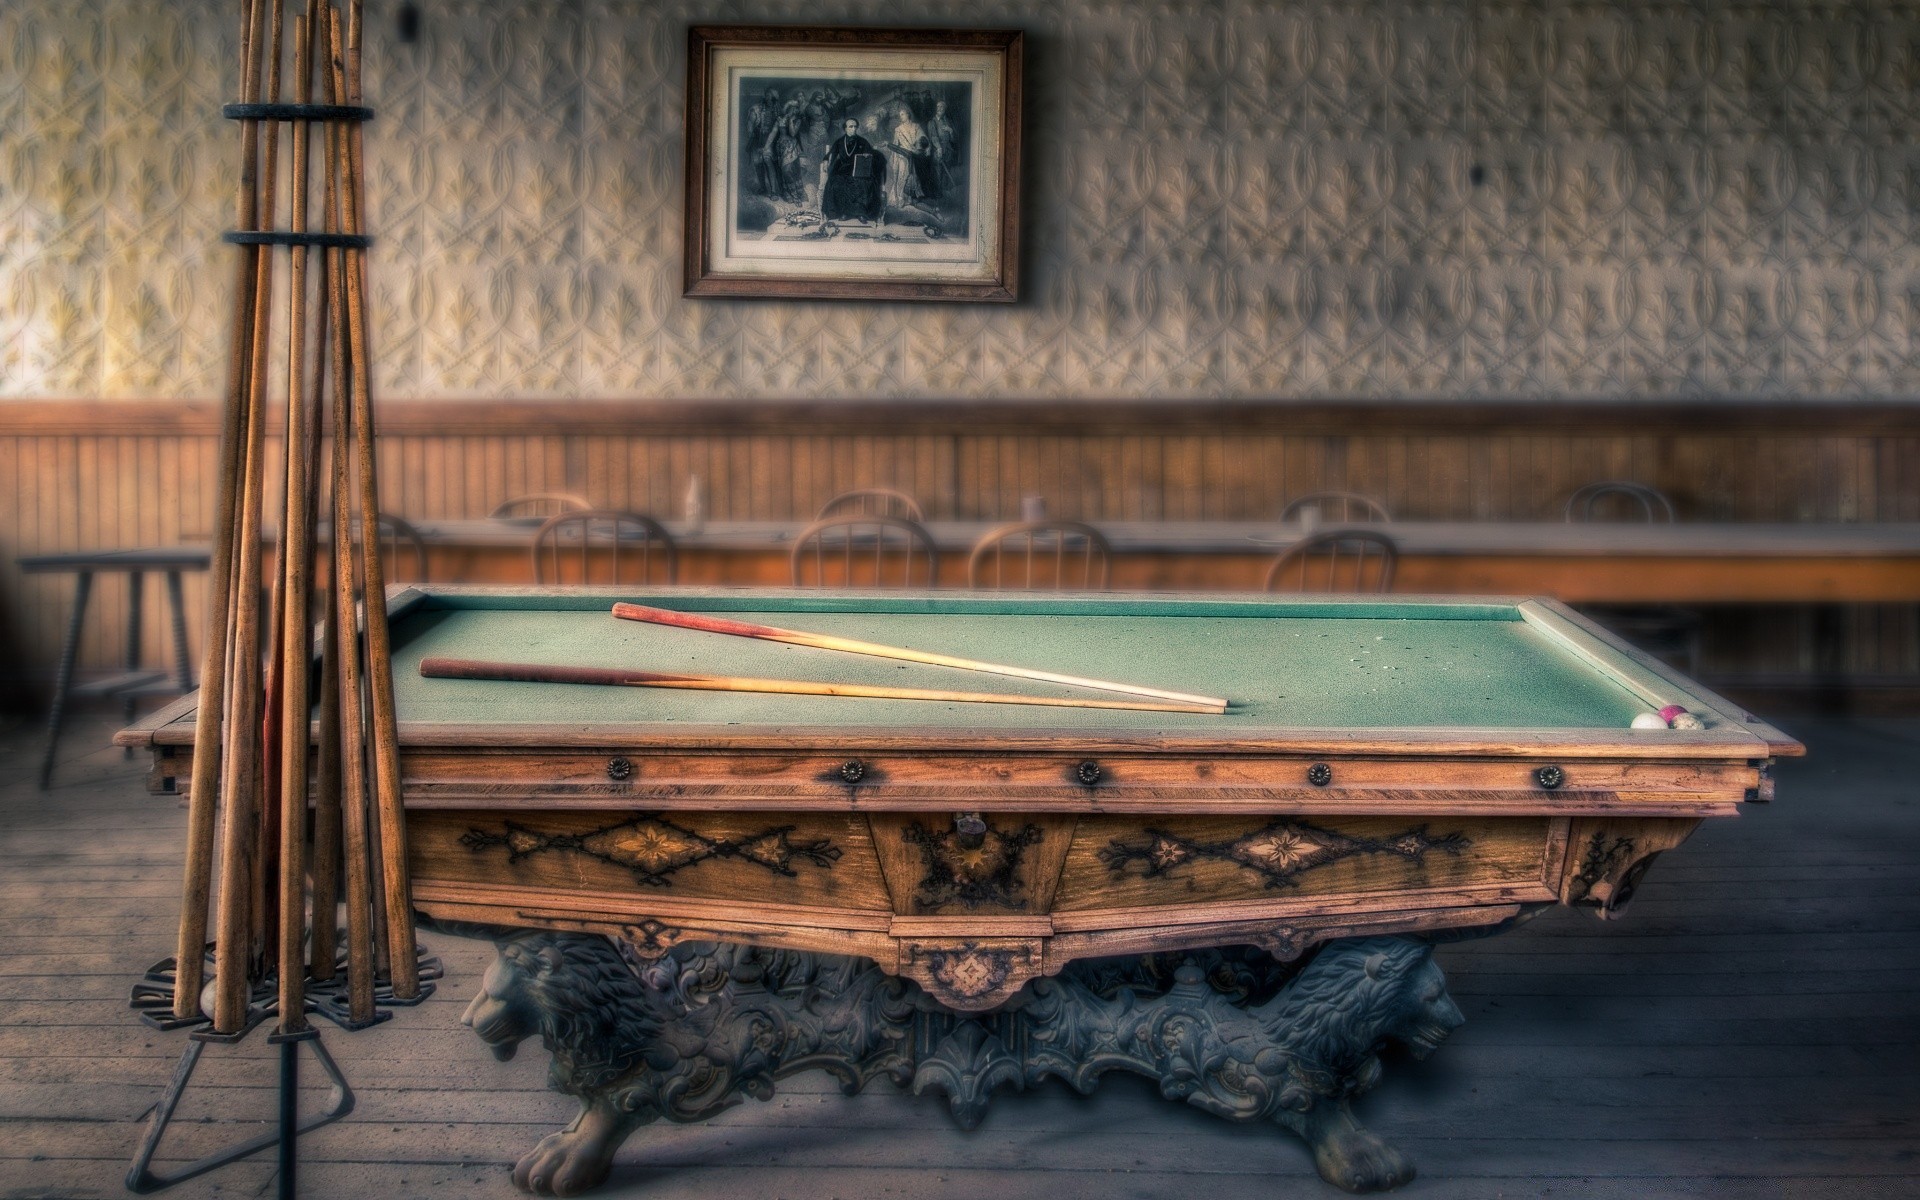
[{"left": 1, "top": 711, "right": 1916, "bottom": 1199}]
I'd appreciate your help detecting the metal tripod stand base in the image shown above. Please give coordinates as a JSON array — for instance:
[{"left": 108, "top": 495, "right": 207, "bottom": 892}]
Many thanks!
[
  {"left": 129, "top": 943, "right": 443, "bottom": 1033},
  {"left": 125, "top": 1028, "right": 353, "bottom": 1195},
  {"left": 123, "top": 942, "right": 442, "bottom": 1192}
]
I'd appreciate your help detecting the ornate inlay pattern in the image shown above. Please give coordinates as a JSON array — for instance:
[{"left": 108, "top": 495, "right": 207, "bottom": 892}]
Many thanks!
[
  {"left": 1567, "top": 829, "right": 1638, "bottom": 907},
  {"left": 909, "top": 941, "right": 1030, "bottom": 1002},
  {"left": 1100, "top": 819, "right": 1469, "bottom": 890},
  {"left": 460, "top": 814, "right": 840, "bottom": 888},
  {"left": 617, "top": 918, "right": 685, "bottom": 963},
  {"left": 902, "top": 819, "right": 1045, "bottom": 910},
  {"left": 9, "top": 0, "right": 1920, "bottom": 400}
]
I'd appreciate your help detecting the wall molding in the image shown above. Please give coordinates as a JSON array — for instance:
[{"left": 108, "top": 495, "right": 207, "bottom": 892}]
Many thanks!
[{"left": 7, "top": 397, "right": 1920, "bottom": 438}]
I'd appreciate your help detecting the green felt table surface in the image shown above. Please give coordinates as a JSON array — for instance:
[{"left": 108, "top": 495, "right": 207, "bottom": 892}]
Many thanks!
[{"left": 386, "top": 591, "right": 1654, "bottom": 733}]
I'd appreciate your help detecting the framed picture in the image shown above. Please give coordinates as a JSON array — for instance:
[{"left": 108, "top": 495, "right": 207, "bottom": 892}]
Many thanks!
[{"left": 684, "top": 26, "right": 1023, "bottom": 303}]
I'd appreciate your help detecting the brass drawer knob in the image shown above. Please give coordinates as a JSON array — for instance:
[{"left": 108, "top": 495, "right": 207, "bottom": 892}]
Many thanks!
[
  {"left": 1306, "top": 762, "right": 1332, "bottom": 786},
  {"left": 607, "top": 756, "right": 634, "bottom": 782},
  {"left": 839, "top": 759, "right": 867, "bottom": 784},
  {"left": 1535, "top": 764, "right": 1565, "bottom": 790},
  {"left": 954, "top": 811, "right": 988, "bottom": 849},
  {"left": 1075, "top": 759, "right": 1103, "bottom": 786}
]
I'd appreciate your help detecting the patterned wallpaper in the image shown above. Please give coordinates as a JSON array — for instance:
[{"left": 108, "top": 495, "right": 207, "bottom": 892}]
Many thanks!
[{"left": 5, "top": 0, "right": 1920, "bottom": 400}]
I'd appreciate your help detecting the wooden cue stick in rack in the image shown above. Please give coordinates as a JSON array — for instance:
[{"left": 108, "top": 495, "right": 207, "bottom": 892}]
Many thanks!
[
  {"left": 322, "top": 3, "right": 377, "bottom": 1024},
  {"left": 305, "top": 75, "right": 340, "bottom": 984},
  {"left": 333, "top": 0, "right": 419, "bottom": 998},
  {"left": 173, "top": 0, "right": 267, "bottom": 1024},
  {"left": 211, "top": 0, "right": 283, "bottom": 1035},
  {"left": 419, "top": 657, "right": 1226, "bottom": 714},
  {"left": 272, "top": 0, "right": 318, "bottom": 1035},
  {"left": 309, "top": 566, "right": 343, "bottom": 983},
  {"left": 610, "top": 603, "right": 1231, "bottom": 712},
  {"left": 246, "top": 0, "right": 293, "bottom": 994}
]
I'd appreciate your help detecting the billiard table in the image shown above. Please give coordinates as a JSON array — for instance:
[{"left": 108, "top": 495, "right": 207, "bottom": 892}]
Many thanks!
[{"left": 120, "top": 586, "right": 1800, "bottom": 1195}]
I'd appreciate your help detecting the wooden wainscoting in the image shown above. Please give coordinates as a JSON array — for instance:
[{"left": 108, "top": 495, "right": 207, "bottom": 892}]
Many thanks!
[{"left": 2, "top": 398, "right": 1917, "bottom": 708}]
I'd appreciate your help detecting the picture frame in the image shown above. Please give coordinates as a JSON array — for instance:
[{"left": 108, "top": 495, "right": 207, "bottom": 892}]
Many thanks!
[{"left": 683, "top": 25, "right": 1023, "bottom": 303}]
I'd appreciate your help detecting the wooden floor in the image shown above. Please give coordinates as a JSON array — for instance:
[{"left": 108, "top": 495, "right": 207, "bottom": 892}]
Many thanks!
[{"left": 3, "top": 712, "right": 1919, "bottom": 1200}]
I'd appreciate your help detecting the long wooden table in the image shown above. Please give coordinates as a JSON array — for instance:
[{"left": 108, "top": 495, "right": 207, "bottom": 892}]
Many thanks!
[
  {"left": 17, "top": 547, "right": 206, "bottom": 788},
  {"left": 378, "top": 518, "right": 1920, "bottom": 602}
]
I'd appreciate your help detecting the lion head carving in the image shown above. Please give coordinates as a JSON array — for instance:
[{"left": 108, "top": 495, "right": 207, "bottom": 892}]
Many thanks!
[
  {"left": 1268, "top": 937, "right": 1465, "bottom": 1105},
  {"left": 462, "top": 931, "right": 663, "bottom": 1094}
]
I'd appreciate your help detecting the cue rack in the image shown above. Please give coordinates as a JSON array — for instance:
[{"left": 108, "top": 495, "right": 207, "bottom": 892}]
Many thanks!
[{"left": 126, "top": 0, "right": 438, "bottom": 1192}]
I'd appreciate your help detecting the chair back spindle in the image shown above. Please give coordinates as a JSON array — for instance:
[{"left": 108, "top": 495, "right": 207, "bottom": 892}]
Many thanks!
[
  {"left": 1265, "top": 531, "right": 1400, "bottom": 593},
  {"left": 1282, "top": 492, "right": 1392, "bottom": 524},
  {"left": 489, "top": 493, "right": 591, "bottom": 522},
  {"left": 967, "top": 520, "right": 1113, "bottom": 590},
  {"left": 376, "top": 514, "right": 429, "bottom": 584},
  {"left": 531, "top": 510, "right": 678, "bottom": 585},
  {"left": 790, "top": 516, "right": 939, "bottom": 588},
  {"left": 1564, "top": 482, "right": 1676, "bottom": 523},
  {"left": 815, "top": 489, "right": 927, "bottom": 522}
]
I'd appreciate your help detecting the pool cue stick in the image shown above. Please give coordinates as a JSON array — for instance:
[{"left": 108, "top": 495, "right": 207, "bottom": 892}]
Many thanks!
[
  {"left": 309, "top": 540, "right": 343, "bottom": 983},
  {"left": 334, "top": 1, "right": 421, "bottom": 998},
  {"left": 253, "top": 0, "right": 292, "bottom": 999},
  {"left": 331, "top": 510, "right": 379, "bottom": 1024},
  {"left": 273, "top": 3, "right": 318, "bottom": 1035},
  {"left": 327, "top": 319, "right": 377, "bottom": 1024},
  {"left": 322, "top": 9, "right": 376, "bottom": 1024},
  {"left": 212, "top": 0, "right": 282, "bottom": 1035},
  {"left": 609, "top": 604, "right": 1231, "bottom": 712},
  {"left": 419, "top": 657, "right": 1224, "bottom": 713},
  {"left": 324, "top": 1, "right": 385, "bottom": 980},
  {"left": 173, "top": 0, "right": 268, "bottom": 1024},
  {"left": 251, "top": 0, "right": 294, "bottom": 995},
  {"left": 306, "top": 153, "right": 341, "bottom": 986}
]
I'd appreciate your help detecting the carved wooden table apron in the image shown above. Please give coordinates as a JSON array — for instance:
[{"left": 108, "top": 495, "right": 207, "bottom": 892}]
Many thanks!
[{"left": 119, "top": 586, "right": 1801, "bottom": 1195}]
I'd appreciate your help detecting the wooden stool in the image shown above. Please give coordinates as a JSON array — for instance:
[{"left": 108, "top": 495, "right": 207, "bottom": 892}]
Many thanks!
[{"left": 18, "top": 547, "right": 208, "bottom": 789}]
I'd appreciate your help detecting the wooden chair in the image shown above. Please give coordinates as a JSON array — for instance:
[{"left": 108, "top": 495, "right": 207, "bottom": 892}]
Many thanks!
[
  {"left": 815, "top": 488, "right": 927, "bottom": 522},
  {"left": 1264, "top": 531, "right": 1400, "bottom": 593},
  {"left": 531, "top": 510, "right": 677, "bottom": 585},
  {"left": 1563, "top": 482, "right": 1697, "bottom": 671},
  {"left": 1564, "top": 481, "right": 1676, "bottom": 523},
  {"left": 967, "top": 520, "right": 1113, "bottom": 590},
  {"left": 790, "top": 516, "right": 939, "bottom": 588},
  {"left": 1282, "top": 492, "right": 1392, "bottom": 523},
  {"left": 377, "top": 513, "right": 429, "bottom": 583},
  {"left": 489, "top": 493, "right": 591, "bottom": 522}
]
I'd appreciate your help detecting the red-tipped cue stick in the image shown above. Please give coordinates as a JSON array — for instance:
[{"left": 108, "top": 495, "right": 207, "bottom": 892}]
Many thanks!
[
  {"left": 610, "top": 603, "right": 1230, "bottom": 712},
  {"left": 419, "top": 657, "right": 1224, "bottom": 714}
]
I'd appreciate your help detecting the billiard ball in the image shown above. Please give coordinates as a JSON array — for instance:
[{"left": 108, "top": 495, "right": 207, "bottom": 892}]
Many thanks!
[
  {"left": 1631, "top": 712, "right": 1667, "bottom": 729},
  {"left": 1670, "top": 711, "right": 1706, "bottom": 730}
]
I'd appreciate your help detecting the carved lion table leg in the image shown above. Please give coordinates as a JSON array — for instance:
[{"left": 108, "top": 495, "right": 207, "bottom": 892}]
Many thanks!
[
  {"left": 460, "top": 930, "right": 1463, "bottom": 1197},
  {"left": 508, "top": 1098, "right": 638, "bottom": 1198},
  {"left": 461, "top": 930, "right": 918, "bottom": 1198},
  {"left": 1009, "top": 937, "right": 1464, "bottom": 1193}
]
